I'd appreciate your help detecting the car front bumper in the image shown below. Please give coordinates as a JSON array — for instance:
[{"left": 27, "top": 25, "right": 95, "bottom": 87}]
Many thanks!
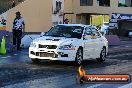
[{"left": 29, "top": 47, "right": 77, "bottom": 61}]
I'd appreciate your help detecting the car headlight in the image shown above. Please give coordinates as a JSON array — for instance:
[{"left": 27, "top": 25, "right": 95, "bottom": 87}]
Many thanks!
[
  {"left": 59, "top": 44, "right": 75, "bottom": 50},
  {"left": 30, "top": 42, "right": 36, "bottom": 48}
]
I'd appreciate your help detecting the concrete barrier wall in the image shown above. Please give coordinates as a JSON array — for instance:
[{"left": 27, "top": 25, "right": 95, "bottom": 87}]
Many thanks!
[
  {"left": 5, "top": 0, "right": 73, "bottom": 32},
  {"left": 6, "top": 0, "right": 52, "bottom": 32}
]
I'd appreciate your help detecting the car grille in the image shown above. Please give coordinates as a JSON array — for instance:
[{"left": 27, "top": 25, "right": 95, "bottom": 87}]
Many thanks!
[
  {"left": 39, "top": 44, "right": 57, "bottom": 49},
  {"left": 35, "top": 52, "right": 58, "bottom": 58},
  {"left": 31, "top": 51, "right": 58, "bottom": 58}
]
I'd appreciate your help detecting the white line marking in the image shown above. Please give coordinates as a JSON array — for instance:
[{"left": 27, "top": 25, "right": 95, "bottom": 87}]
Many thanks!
[
  {"left": 1, "top": 57, "right": 7, "bottom": 59},
  {"left": 87, "top": 84, "right": 102, "bottom": 88},
  {"left": 113, "top": 47, "right": 119, "bottom": 48},
  {"left": 6, "top": 56, "right": 11, "bottom": 58},
  {"left": 125, "top": 46, "right": 131, "bottom": 48},
  {"left": 14, "top": 54, "right": 18, "bottom": 56}
]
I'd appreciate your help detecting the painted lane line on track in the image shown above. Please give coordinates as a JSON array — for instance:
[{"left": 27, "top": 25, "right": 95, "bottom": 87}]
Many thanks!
[
  {"left": 14, "top": 54, "right": 18, "bottom": 56},
  {"left": 0, "top": 55, "right": 13, "bottom": 59},
  {"left": 87, "top": 84, "right": 102, "bottom": 88},
  {"left": 6, "top": 56, "right": 11, "bottom": 58},
  {"left": 113, "top": 47, "right": 120, "bottom": 49},
  {"left": 1, "top": 57, "right": 7, "bottom": 59},
  {"left": 125, "top": 46, "right": 132, "bottom": 48}
]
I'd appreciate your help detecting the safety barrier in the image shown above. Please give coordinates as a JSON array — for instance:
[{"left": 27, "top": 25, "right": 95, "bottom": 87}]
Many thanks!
[
  {"left": 0, "top": 30, "right": 16, "bottom": 54},
  {"left": 0, "top": 36, "right": 6, "bottom": 54}
]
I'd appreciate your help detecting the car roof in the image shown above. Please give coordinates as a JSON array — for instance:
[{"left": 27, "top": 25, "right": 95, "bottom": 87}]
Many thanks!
[{"left": 58, "top": 24, "right": 92, "bottom": 27}]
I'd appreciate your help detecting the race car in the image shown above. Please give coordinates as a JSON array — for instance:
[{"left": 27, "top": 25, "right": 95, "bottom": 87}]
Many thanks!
[{"left": 29, "top": 24, "right": 108, "bottom": 65}]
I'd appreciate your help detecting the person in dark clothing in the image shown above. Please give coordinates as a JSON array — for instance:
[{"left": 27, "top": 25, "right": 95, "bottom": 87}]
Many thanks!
[
  {"left": 64, "top": 18, "right": 69, "bottom": 24},
  {"left": 1, "top": 16, "right": 6, "bottom": 25},
  {"left": 12, "top": 1, "right": 16, "bottom": 8},
  {"left": 13, "top": 11, "right": 25, "bottom": 50}
]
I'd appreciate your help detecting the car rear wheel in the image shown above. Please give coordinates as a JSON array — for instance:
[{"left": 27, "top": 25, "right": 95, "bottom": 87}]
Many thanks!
[
  {"left": 75, "top": 48, "right": 83, "bottom": 66},
  {"left": 96, "top": 47, "right": 106, "bottom": 63},
  {"left": 31, "top": 58, "right": 41, "bottom": 63}
]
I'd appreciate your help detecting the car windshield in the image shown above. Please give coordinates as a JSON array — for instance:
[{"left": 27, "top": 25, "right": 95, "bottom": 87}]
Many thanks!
[{"left": 45, "top": 25, "right": 84, "bottom": 39}]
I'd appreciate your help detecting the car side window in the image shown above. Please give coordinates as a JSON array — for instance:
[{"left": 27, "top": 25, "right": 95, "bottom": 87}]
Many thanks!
[
  {"left": 85, "top": 27, "right": 92, "bottom": 35},
  {"left": 91, "top": 27, "right": 101, "bottom": 38}
]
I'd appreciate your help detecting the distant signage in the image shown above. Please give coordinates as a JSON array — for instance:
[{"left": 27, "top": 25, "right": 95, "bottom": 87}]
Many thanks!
[
  {"left": 52, "top": 0, "right": 64, "bottom": 26},
  {"left": 109, "top": 13, "right": 132, "bottom": 29}
]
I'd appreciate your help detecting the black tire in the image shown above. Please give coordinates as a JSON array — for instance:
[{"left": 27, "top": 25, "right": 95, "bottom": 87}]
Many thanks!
[
  {"left": 31, "top": 58, "right": 41, "bottom": 63},
  {"left": 96, "top": 47, "right": 106, "bottom": 63},
  {"left": 75, "top": 48, "right": 83, "bottom": 66}
]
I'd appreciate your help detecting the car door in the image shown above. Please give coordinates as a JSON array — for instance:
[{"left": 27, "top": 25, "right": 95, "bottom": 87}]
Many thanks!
[
  {"left": 83, "top": 27, "right": 94, "bottom": 60},
  {"left": 91, "top": 27, "right": 103, "bottom": 58}
]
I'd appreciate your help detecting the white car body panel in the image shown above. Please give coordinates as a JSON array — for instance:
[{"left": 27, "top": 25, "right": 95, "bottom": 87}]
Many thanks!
[{"left": 29, "top": 24, "right": 108, "bottom": 62}]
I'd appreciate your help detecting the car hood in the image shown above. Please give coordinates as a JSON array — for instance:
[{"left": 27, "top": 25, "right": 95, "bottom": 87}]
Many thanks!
[{"left": 33, "top": 36, "right": 79, "bottom": 46}]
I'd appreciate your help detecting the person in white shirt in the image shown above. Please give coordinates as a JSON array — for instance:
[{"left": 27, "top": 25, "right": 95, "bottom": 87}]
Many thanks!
[{"left": 13, "top": 11, "right": 25, "bottom": 50}]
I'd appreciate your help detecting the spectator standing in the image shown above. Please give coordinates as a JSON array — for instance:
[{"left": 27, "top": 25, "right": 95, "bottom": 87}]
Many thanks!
[
  {"left": 13, "top": 11, "right": 25, "bottom": 50},
  {"left": 64, "top": 18, "right": 69, "bottom": 24},
  {"left": 12, "top": 1, "right": 16, "bottom": 8}
]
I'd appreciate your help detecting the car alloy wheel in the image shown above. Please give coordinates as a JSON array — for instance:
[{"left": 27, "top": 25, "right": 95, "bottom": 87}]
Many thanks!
[
  {"left": 97, "top": 47, "right": 106, "bottom": 62},
  {"left": 76, "top": 48, "right": 83, "bottom": 65}
]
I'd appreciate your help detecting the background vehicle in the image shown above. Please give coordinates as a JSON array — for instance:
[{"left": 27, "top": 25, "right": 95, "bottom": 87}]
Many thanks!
[
  {"left": 128, "top": 32, "right": 132, "bottom": 38},
  {"left": 100, "top": 22, "right": 109, "bottom": 35},
  {"left": 29, "top": 24, "right": 108, "bottom": 65}
]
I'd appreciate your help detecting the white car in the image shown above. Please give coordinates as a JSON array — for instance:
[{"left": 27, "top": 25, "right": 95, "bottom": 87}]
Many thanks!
[
  {"left": 29, "top": 24, "right": 108, "bottom": 65},
  {"left": 100, "top": 22, "right": 109, "bottom": 35}
]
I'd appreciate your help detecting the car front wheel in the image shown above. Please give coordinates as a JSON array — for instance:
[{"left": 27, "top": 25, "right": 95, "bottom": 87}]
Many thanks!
[
  {"left": 75, "top": 48, "right": 83, "bottom": 65},
  {"left": 96, "top": 47, "right": 106, "bottom": 63}
]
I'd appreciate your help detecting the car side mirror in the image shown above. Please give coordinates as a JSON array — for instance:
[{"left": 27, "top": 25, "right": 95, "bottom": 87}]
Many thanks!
[{"left": 40, "top": 32, "right": 45, "bottom": 37}]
